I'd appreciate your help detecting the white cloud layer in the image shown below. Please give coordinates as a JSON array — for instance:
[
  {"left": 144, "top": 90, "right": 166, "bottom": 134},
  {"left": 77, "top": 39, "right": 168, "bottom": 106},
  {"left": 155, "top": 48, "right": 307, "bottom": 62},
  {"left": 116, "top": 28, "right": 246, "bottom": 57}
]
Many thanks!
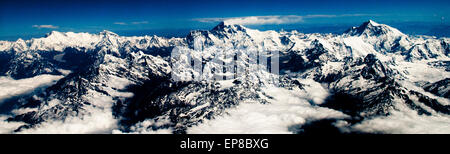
[
  {"left": 0, "top": 74, "right": 63, "bottom": 133},
  {"left": 114, "top": 21, "right": 149, "bottom": 25},
  {"left": 187, "top": 79, "right": 348, "bottom": 134},
  {"left": 223, "top": 15, "right": 303, "bottom": 25},
  {"left": 131, "top": 21, "right": 149, "bottom": 25},
  {"left": 194, "top": 14, "right": 376, "bottom": 25},
  {"left": 0, "top": 75, "right": 63, "bottom": 105},
  {"left": 350, "top": 100, "right": 450, "bottom": 134},
  {"left": 32, "top": 25, "right": 59, "bottom": 29},
  {"left": 113, "top": 22, "right": 127, "bottom": 25},
  {"left": 112, "top": 118, "right": 173, "bottom": 134},
  {"left": 0, "top": 116, "right": 25, "bottom": 133},
  {"left": 15, "top": 108, "right": 118, "bottom": 134},
  {"left": 195, "top": 15, "right": 303, "bottom": 25},
  {"left": 0, "top": 74, "right": 119, "bottom": 134},
  {"left": 1, "top": 75, "right": 448, "bottom": 134}
]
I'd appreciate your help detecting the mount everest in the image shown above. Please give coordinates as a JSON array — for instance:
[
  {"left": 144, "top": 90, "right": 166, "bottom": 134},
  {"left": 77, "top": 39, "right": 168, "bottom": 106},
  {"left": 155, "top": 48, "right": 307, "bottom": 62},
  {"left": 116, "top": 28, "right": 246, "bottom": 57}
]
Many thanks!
[{"left": 0, "top": 20, "right": 449, "bottom": 134}]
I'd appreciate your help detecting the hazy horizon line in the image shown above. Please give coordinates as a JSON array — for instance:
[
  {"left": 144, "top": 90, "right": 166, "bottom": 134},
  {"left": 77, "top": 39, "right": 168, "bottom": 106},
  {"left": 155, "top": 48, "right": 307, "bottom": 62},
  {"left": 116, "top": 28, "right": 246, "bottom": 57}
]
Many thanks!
[{"left": 1, "top": 21, "right": 449, "bottom": 41}]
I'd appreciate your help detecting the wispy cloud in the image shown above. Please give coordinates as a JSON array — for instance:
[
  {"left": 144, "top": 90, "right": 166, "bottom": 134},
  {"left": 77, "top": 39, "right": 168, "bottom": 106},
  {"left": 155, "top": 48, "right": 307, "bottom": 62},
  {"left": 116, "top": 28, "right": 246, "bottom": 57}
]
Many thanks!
[
  {"left": 194, "top": 15, "right": 303, "bottom": 25},
  {"left": 32, "top": 25, "right": 59, "bottom": 29},
  {"left": 303, "top": 14, "right": 377, "bottom": 18},
  {"left": 131, "top": 21, "right": 149, "bottom": 25},
  {"left": 114, "top": 21, "right": 149, "bottom": 25},
  {"left": 194, "top": 14, "right": 377, "bottom": 25},
  {"left": 113, "top": 22, "right": 127, "bottom": 25}
]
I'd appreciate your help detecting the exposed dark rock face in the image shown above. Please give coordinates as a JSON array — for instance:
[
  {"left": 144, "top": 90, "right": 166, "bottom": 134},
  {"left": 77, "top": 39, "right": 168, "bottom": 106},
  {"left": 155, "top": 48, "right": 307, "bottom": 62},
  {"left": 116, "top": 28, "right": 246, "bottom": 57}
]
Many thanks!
[{"left": 423, "top": 78, "right": 450, "bottom": 98}]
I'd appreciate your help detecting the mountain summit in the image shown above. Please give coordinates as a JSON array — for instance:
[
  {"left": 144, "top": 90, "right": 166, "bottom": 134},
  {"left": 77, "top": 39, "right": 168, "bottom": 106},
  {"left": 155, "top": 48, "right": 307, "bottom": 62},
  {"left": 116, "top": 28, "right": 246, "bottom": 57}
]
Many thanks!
[
  {"left": 344, "top": 20, "right": 405, "bottom": 37},
  {"left": 211, "top": 21, "right": 248, "bottom": 34},
  {"left": 99, "top": 30, "right": 119, "bottom": 36}
]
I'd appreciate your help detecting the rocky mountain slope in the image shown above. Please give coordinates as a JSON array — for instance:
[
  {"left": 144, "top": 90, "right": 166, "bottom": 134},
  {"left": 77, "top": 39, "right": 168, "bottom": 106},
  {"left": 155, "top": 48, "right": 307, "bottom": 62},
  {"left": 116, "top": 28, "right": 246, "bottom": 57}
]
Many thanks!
[{"left": 0, "top": 20, "right": 448, "bottom": 134}]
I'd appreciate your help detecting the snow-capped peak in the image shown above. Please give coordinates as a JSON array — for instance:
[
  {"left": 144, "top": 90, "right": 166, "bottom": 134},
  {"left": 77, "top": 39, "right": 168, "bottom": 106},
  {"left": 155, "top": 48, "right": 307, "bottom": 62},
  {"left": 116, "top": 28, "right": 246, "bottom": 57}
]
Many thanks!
[
  {"left": 99, "top": 30, "right": 118, "bottom": 36},
  {"left": 367, "top": 20, "right": 380, "bottom": 26},
  {"left": 345, "top": 20, "right": 405, "bottom": 37},
  {"left": 212, "top": 21, "right": 247, "bottom": 33},
  {"left": 15, "top": 38, "right": 26, "bottom": 43},
  {"left": 212, "top": 21, "right": 228, "bottom": 30},
  {"left": 45, "top": 31, "right": 66, "bottom": 38},
  {"left": 12, "top": 38, "right": 28, "bottom": 51}
]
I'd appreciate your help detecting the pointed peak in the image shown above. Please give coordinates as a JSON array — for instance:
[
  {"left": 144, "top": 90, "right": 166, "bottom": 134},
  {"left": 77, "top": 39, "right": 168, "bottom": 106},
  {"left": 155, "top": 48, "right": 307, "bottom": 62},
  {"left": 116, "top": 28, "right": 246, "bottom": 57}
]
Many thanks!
[
  {"left": 344, "top": 20, "right": 404, "bottom": 37},
  {"left": 359, "top": 20, "right": 382, "bottom": 29},
  {"left": 99, "top": 30, "right": 118, "bottom": 36},
  {"left": 14, "top": 38, "right": 27, "bottom": 44},
  {"left": 212, "top": 21, "right": 247, "bottom": 33},
  {"left": 12, "top": 38, "right": 28, "bottom": 51},
  {"left": 217, "top": 21, "right": 227, "bottom": 26},
  {"left": 366, "top": 20, "right": 380, "bottom": 26},
  {"left": 45, "top": 31, "right": 66, "bottom": 38},
  {"left": 16, "top": 38, "right": 24, "bottom": 42},
  {"left": 212, "top": 21, "right": 228, "bottom": 30}
]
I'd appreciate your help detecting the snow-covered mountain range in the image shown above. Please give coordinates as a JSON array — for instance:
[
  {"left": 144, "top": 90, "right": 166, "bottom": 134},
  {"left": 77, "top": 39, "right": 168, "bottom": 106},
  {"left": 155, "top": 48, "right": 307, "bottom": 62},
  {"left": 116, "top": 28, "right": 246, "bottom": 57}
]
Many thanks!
[{"left": 0, "top": 20, "right": 449, "bottom": 134}]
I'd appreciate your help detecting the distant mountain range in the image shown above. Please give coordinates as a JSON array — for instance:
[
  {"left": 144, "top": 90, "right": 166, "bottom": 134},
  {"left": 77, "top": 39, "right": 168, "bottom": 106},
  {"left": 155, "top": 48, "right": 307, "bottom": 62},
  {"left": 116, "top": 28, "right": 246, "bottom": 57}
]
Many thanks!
[
  {"left": 0, "top": 20, "right": 448, "bottom": 134},
  {"left": 2, "top": 21, "right": 449, "bottom": 41}
]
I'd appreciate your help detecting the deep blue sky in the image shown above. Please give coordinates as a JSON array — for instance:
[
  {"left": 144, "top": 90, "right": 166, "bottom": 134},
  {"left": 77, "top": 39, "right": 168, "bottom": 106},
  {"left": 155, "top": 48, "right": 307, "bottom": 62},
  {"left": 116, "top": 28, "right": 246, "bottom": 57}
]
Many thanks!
[{"left": 0, "top": 0, "right": 449, "bottom": 40}]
